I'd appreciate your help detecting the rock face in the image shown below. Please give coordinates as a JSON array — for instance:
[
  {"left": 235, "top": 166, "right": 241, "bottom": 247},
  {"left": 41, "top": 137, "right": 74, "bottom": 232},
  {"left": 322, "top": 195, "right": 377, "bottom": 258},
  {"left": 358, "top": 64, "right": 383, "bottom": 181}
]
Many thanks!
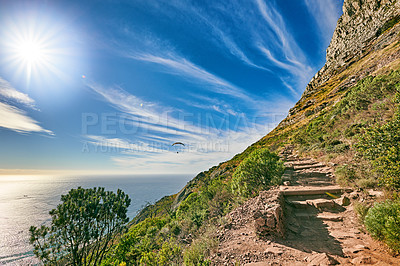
[
  {"left": 285, "top": 0, "right": 400, "bottom": 120},
  {"left": 253, "top": 192, "right": 285, "bottom": 238},
  {"left": 327, "top": 0, "right": 399, "bottom": 70},
  {"left": 303, "top": 0, "right": 400, "bottom": 97}
]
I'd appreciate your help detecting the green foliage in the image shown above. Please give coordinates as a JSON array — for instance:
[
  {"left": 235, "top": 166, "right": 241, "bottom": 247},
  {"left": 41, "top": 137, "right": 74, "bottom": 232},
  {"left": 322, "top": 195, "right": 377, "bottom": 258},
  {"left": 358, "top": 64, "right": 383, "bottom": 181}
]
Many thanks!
[
  {"left": 365, "top": 200, "right": 400, "bottom": 253},
  {"left": 357, "top": 94, "right": 400, "bottom": 189},
  {"left": 177, "top": 178, "right": 234, "bottom": 229},
  {"left": 29, "top": 187, "right": 131, "bottom": 266},
  {"left": 132, "top": 195, "right": 176, "bottom": 224},
  {"left": 354, "top": 201, "right": 371, "bottom": 222},
  {"left": 107, "top": 217, "right": 169, "bottom": 265},
  {"left": 335, "top": 164, "right": 357, "bottom": 186},
  {"left": 183, "top": 234, "right": 217, "bottom": 266},
  {"left": 139, "top": 240, "right": 182, "bottom": 266},
  {"left": 176, "top": 193, "right": 208, "bottom": 228},
  {"left": 231, "top": 148, "right": 284, "bottom": 198},
  {"left": 290, "top": 71, "right": 400, "bottom": 189}
]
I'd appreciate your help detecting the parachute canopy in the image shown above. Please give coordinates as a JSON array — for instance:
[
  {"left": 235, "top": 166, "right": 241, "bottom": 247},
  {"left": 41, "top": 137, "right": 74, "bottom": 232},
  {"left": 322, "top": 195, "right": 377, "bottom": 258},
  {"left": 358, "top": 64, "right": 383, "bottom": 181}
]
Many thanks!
[{"left": 172, "top": 142, "right": 185, "bottom": 146}]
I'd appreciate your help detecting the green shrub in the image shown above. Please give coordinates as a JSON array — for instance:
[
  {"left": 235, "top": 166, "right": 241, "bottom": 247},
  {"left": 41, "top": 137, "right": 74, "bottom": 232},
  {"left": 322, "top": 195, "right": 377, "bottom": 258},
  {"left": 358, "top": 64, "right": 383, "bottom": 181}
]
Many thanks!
[
  {"left": 157, "top": 241, "right": 182, "bottom": 265},
  {"left": 183, "top": 235, "right": 217, "bottom": 265},
  {"left": 107, "top": 217, "right": 167, "bottom": 265},
  {"left": 335, "top": 165, "right": 357, "bottom": 186},
  {"left": 357, "top": 95, "right": 400, "bottom": 189},
  {"left": 176, "top": 193, "right": 208, "bottom": 228},
  {"left": 231, "top": 148, "right": 284, "bottom": 198},
  {"left": 354, "top": 201, "right": 370, "bottom": 222},
  {"left": 364, "top": 200, "right": 400, "bottom": 253},
  {"left": 356, "top": 177, "right": 378, "bottom": 189}
]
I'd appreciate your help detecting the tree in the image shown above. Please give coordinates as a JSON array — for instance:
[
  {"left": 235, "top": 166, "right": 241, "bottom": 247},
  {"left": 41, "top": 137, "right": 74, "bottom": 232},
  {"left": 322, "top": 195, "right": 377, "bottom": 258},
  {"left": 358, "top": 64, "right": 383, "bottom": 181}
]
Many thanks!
[{"left": 30, "top": 187, "right": 131, "bottom": 265}]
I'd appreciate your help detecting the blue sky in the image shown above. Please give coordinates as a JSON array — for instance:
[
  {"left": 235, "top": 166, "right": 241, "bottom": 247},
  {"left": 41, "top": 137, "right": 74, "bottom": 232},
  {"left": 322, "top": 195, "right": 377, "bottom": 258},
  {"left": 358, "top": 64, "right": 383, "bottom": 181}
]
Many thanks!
[{"left": 0, "top": 0, "right": 343, "bottom": 175}]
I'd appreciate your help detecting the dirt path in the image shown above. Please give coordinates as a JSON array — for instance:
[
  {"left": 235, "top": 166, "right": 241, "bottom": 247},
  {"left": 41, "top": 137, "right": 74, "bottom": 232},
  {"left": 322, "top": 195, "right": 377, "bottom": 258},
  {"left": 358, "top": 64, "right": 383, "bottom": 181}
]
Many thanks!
[{"left": 210, "top": 147, "right": 400, "bottom": 265}]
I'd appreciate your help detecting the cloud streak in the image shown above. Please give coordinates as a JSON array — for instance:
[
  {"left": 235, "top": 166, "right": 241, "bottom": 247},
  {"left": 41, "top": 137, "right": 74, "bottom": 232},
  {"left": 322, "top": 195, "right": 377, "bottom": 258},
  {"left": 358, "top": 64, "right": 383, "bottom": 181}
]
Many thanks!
[
  {"left": 0, "top": 102, "right": 53, "bottom": 135},
  {"left": 0, "top": 77, "right": 36, "bottom": 108},
  {"left": 128, "top": 52, "right": 257, "bottom": 104},
  {"left": 0, "top": 77, "right": 53, "bottom": 135},
  {"left": 86, "top": 82, "right": 284, "bottom": 173},
  {"left": 304, "top": 0, "right": 342, "bottom": 46}
]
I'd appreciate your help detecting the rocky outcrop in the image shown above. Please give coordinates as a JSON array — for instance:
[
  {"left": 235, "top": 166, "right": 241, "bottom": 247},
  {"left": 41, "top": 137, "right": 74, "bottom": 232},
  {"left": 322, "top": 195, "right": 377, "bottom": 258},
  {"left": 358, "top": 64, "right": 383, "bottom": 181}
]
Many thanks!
[{"left": 303, "top": 0, "right": 400, "bottom": 96}]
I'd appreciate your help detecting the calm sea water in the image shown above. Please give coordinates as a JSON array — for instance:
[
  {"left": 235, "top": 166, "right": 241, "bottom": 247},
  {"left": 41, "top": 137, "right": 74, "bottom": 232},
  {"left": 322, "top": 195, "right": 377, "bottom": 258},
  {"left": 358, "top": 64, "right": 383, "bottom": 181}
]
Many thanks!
[{"left": 0, "top": 174, "right": 191, "bottom": 265}]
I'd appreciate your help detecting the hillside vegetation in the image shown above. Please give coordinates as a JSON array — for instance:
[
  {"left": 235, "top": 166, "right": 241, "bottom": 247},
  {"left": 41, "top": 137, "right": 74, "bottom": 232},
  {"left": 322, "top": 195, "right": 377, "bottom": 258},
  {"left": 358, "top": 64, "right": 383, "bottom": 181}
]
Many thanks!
[{"left": 100, "top": 1, "right": 400, "bottom": 264}]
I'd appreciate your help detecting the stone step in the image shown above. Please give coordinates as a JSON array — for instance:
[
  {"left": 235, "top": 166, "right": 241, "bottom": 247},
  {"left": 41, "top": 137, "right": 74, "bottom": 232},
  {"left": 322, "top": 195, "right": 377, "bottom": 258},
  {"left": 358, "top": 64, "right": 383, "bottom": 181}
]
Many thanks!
[
  {"left": 280, "top": 187, "right": 352, "bottom": 196},
  {"left": 294, "top": 163, "right": 326, "bottom": 170},
  {"left": 286, "top": 200, "right": 311, "bottom": 209},
  {"left": 306, "top": 198, "right": 336, "bottom": 209},
  {"left": 294, "top": 172, "right": 330, "bottom": 178},
  {"left": 290, "top": 160, "right": 319, "bottom": 166},
  {"left": 294, "top": 212, "right": 315, "bottom": 219},
  {"left": 317, "top": 213, "right": 343, "bottom": 222},
  {"left": 297, "top": 181, "right": 336, "bottom": 187},
  {"left": 286, "top": 156, "right": 311, "bottom": 162}
]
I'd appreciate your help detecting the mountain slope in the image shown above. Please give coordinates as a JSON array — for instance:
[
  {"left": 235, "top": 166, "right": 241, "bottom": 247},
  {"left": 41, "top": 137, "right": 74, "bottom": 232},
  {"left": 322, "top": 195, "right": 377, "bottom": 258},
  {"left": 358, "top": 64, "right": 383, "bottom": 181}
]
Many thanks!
[
  {"left": 103, "top": 0, "right": 400, "bottom": 264},
  {"left": 167, "top": 0, "right": 400, "bottom": 212}
]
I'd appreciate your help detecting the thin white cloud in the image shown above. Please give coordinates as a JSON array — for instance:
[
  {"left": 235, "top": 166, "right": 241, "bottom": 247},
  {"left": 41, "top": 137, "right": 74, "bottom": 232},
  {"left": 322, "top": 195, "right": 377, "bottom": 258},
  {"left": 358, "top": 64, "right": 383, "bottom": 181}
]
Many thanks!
[
  {"left": 304, "top": 0, "right": 342, "bottom": 46},
  {"left": 0, "top": 77, "right": 52, "bottom": 135},
  {"left": 257, "top": 45, "right": 314, "bottom": 96},
  {"left": 0, "top": 77, "right": 36, "bottom": 108},
  {"left": 108, "top": 126, "right": 272, "bottom": 174},
  {"left": 253, "top": 0, "right": 316, "bottom": 96},
  {"left": 189, "top": 9, "right": 271, "bottom": 72},
  {"left": 128, "top": 52, "right": 256, "bottom": 103},
  {"left": 0, "top": 102, "right": 53, "bottom": 135},
  {"left": 87, "top": 83, "right": 215, "bottom": 139},
  {"left": 86, "top": 82, "right": 285, "bottom": 173}
]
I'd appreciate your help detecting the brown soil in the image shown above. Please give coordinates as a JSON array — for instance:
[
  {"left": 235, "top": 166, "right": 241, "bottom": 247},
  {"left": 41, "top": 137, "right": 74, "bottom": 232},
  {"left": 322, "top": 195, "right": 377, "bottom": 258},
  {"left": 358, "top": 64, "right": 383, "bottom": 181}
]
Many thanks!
[{"left": 209, "top": 147, "right": 400, "bottom": 265}]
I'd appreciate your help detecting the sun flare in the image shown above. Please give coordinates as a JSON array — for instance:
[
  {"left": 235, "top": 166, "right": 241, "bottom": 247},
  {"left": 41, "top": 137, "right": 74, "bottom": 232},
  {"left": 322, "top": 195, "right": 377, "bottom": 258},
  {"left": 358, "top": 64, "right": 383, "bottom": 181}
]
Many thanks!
[
  {"left": 1, "top": 16, "right": 75, "bottom": 85},
  {"left": 16, "top": 40, "right": 46, "bottom": 64}
]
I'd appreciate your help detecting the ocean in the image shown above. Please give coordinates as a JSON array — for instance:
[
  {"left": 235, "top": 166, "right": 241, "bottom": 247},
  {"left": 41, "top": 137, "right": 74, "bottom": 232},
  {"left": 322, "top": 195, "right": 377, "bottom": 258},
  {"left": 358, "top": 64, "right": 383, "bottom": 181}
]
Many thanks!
[{"left": 0, "top": 174, "right": 191, "bottom": 265}]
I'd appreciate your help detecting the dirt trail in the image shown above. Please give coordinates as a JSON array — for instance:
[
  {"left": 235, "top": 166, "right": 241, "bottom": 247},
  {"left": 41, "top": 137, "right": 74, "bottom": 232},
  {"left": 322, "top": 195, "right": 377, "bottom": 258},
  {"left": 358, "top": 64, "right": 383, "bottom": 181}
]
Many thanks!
[{"left": 210, "top": 147, "right": 400, "bottom": 265}]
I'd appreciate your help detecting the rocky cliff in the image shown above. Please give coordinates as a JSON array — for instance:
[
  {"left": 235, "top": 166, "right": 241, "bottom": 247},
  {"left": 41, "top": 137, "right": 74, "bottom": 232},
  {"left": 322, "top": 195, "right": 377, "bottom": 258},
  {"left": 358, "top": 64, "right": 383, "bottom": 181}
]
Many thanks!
[{"left": 288, "top": 0, "right": 400, "bottom": 120}]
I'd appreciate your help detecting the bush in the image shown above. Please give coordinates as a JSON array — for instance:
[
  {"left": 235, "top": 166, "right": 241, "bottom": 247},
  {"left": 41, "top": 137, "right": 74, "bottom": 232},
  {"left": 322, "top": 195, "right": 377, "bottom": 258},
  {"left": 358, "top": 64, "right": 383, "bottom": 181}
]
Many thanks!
[
  {"left": 364, "top": 200, "right": 400, "bottom": 253},
  {"left": 354, "top": 201, "right": 370, "bottom": 222},
  {"left": 108, "top": 217, "right": 167, "bottom": 265},
  {"left": 335, "top": 165, "right": 357, "bottom": 186},
  {"left": 231, "top": 148, "right": 284, "bottom": 198},
  {"left": 183, "top": 234, "right": 217, "bottom": 265},
  {"left": 357, "top": 94, "right": 400, "bottom": 189}
]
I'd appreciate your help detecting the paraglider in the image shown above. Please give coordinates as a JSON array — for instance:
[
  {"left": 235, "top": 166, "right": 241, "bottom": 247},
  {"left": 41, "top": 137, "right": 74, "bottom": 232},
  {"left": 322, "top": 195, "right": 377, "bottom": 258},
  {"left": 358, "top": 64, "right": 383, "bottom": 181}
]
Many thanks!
[{"left": 172, "top": 142, "right": 185, "bottom": 153}]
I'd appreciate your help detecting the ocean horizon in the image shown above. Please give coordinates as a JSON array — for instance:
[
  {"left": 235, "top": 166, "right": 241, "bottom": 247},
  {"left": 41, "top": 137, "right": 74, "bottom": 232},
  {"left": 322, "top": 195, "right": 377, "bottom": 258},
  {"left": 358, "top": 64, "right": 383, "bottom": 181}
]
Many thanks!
[{"left": 0, "top": 174, "right": 191, "bottom": 265}]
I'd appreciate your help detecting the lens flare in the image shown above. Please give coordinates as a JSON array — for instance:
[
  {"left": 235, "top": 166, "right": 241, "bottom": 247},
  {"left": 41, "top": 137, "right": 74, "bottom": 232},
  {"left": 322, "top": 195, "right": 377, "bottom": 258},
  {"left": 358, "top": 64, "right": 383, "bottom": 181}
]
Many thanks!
[{"left": 16, "top": 40, "right": 45, "bottom": 63}]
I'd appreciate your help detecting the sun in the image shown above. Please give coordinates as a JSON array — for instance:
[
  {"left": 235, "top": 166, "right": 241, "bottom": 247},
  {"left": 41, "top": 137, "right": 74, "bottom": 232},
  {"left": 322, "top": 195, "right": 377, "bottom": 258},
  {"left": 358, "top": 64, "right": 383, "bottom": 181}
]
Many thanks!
[
  {"left": 16, "top": 40, "right": 46, "bottom": 64},
  {"left": 1, "top": 16, "right": 72, "bottom": 86},
  {"left": 8, "top": 36, "right": 52, "bottom": 84}
]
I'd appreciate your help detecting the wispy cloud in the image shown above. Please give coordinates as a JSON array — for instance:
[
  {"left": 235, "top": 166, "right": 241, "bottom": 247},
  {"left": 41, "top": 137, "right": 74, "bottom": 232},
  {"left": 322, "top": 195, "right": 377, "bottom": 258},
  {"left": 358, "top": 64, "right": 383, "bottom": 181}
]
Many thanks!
[
  {"left": 304, "top": 0, "right": 342, "bottom": 46},
  {"left": 128, "top": 52, "right": 256, "bottom": 103},
  {"left": 0, "top": 77, "right": 36, "bottom": 109},
  {"left": 85, "top": 82, "right": 284, "bottom": 173},
  {"left": 0, "top": 102, "right": 53, "bottom": 135},
  {"left": 87, "top": 83, "right": 212, "bottom": 139},
  {"left": 108, "top": 124, "right": 276, "bottom": 174},
  {"left": 0, "top": 77, "right": 53, "bottom": 135},
  {"left": 253, "top": 0, "right": 315, "bottom": 95}
]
